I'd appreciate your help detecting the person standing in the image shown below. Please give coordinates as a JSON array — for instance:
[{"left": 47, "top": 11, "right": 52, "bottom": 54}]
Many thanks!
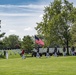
[
  {"left": 21, "top": 49, "right": 25, "bottom": 59},
  {"left": 46, "top": 47, "right": 49, "bottom": 57},
  {"left": 54, "top": 46, "right": 57, "bottom": 57},
  {"left": 71, "top": 46, "right": 75, "bottom": 56},
  {"left": 63, "top": 46, "right": 66, "bottom": 56},
  {"left": 36, "top": 47, "right": 40, "bottom": 58}
]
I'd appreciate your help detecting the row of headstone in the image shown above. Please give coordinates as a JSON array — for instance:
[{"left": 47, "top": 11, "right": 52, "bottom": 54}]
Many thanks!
[{"left": 0, "top": 49, "right": 21, "bottom": 59}]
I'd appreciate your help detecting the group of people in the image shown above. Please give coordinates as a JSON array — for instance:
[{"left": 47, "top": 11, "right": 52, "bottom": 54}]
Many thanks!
[
  {"left": 20, "top": 46, "right": 76, "bottom": 59},
  {"left": 35, "top": 46, "right": 76, "bottom": 58},
  {"left": 63, "top": 46, "right": 75, "bottom": 56},
  {"left": 3, "top": 46, "right": 75, "bottom": 59}
]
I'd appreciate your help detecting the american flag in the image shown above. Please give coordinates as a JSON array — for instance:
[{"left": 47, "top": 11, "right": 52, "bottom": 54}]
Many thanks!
[{"left": 35, "top": 35, "right": 44, "bottom": 46}]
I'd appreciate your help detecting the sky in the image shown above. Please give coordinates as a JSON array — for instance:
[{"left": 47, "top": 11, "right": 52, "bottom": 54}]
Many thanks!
[{"left": 0, "top": 0, "right": 76, "bottom": 39}]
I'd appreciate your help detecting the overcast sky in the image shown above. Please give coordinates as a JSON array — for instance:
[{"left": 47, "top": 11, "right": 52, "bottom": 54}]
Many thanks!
[{"left": 0, "top": 0, "right": 76, "bottom": 39}]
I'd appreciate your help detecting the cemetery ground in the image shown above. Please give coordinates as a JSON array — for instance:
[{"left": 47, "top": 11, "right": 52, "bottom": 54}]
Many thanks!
[{"left": 0, "top": 53, "right": 76, "bottom": 75}]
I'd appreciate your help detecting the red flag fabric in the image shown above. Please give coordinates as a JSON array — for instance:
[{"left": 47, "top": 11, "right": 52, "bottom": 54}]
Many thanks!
[{"left": 35, "top": 36, "right": 44, "bottom": 46}]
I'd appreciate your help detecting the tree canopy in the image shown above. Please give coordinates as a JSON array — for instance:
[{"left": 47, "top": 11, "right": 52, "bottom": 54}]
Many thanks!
[
  {"left": 22, "top": 35, "right": 34, "bottom": 53},
  {"left": 35, "top": 0, "right": 76, "bottom": 47},
  {"left": 2, "top": 34, "right": 21, "bottom": 49}
]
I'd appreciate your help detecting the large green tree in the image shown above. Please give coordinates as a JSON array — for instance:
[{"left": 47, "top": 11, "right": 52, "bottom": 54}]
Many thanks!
[
  {"left": 70, "top": 7, "right": 76, "bottom": 46},
  {"left": 35, "top": 0, "right": 76, "bottom": 54}
]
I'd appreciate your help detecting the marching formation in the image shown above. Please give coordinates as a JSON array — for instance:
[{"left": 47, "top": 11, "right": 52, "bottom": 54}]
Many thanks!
[{"left": 32, "top": 46, "right": 76, "bottom": 58}]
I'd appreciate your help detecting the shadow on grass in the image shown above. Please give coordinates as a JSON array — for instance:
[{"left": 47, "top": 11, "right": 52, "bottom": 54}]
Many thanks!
[{"left": 0, "top": 55, "right": 5, "bottom": 59}]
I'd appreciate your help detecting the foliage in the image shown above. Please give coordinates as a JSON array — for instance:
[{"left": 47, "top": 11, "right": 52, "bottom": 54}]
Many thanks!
[
  {"left": 2, "top": 34, "right": 21, "bottom": 49},
  {"left": 35, "top": 0, "right": 76, "bottom": 48},
  {"left": 70, "top": 22, "right": 76, "bottom": 47},
  {"left": 0, "top": 32, "right": 5, "bottom": 38},
  {"left": 22, "top": 35, "right": 34, "bottom": 53}
]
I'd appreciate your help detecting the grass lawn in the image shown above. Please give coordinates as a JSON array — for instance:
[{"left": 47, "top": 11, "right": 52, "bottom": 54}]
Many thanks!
[{"left": 0, "top": 56, "right": 76, "bottom": 75}]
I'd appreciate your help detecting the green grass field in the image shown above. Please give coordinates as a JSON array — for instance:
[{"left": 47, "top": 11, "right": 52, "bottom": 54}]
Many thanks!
[{"left": 0, "top": 56, "right": 76, "bottom": 75}]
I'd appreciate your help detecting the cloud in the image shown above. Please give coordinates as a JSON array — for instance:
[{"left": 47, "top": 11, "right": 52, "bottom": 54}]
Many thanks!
[
  {"left": 18, "top": 4, "right": 47, "bottom": 9},
  {"left": 0, "top": 4, "right": 46, "bottom": 39},
  {"left": 9, "top": 29, "right": 16, "bottom": 33},
  {"left": 0, "top": 13, "right": 39, "bottom": 17},
  {"left": 24, "top": 27, "right": 33, "bottom": 31},
  {"left": 39, "top": 14, "right": 43, "bottom": 18},
  {"left": 0, "top": 4, "right": 46, "bottom": 17},
  {"left": 1, "top": 21, "right": 6, "bottom": 26},
  {"left": 0, "top": 4, "right": 47, "bottom": 9}
]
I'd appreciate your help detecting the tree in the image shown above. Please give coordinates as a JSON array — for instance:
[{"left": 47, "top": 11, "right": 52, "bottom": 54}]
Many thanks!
[
  {"left": 70, "top": 7, "right": 76, "bottom": 46},
  {"left": 0, "top": 32, "right": 5, "bottom": 38},
  {"left": 70, "top": 22, "right": 76, "bottom": 46},
  {"left": 3, "top": 34, "right": 21, "bottom": 49},
  {"left": 22, "top": 35, "right": 34, "bottom": 53},
  {"left": 35, "top": 0, "right": 76, "bottom": 54}
]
